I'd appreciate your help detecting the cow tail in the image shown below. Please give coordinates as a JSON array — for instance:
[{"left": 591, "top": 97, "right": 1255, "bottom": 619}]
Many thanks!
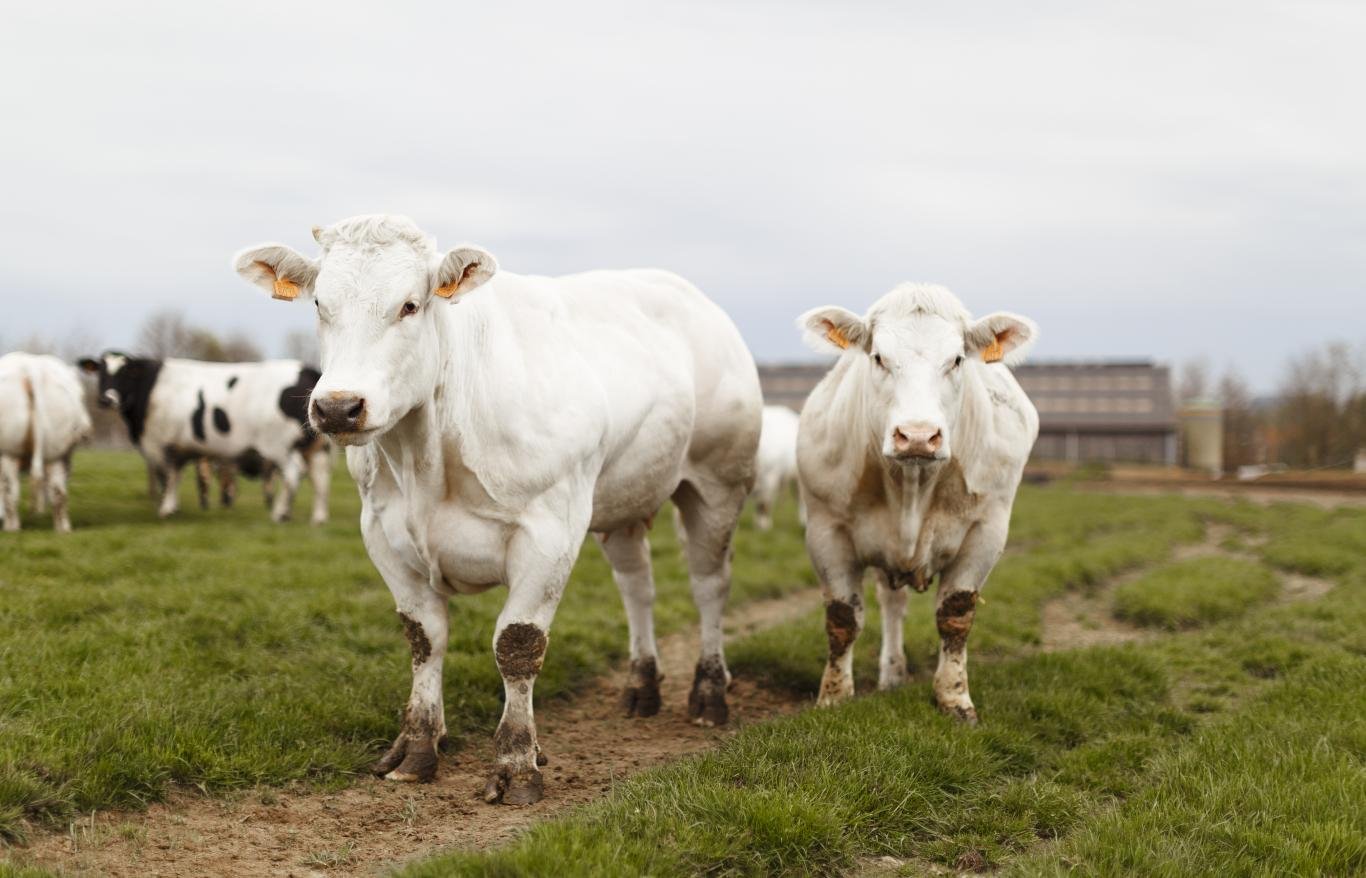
[{"left": 23, "top": 363, "right": 46, "bottom": 480}]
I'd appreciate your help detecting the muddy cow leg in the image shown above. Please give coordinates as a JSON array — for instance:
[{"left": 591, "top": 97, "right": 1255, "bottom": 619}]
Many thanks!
[
  {"left": 194, "top": 458, "right": 213, "bottom": 510},
  {"left": 595, "top": 521, "right": 662, "bottom": 717},
  {"left": 217, "top": 462, "right": 237, "bottom": 508},
  {"left": 806, "top": 520, "right": 864, "bottom": 706},
  {"left": 933, "top": 523, "right": 1006, "bottom": 724},
  {"left": 366, "top": 525, "right": 449, "bottom": 783},
  {"left": 483, "top": 516, "right": 577, "bottom": 806},
  {"left": 673, "top": 480, "right": 747, "bottom": 727},
  {"left": 1, "top": 455, "right": 20, "bottom": 532},
  {"left": 875, "top": 569, "right": 910, "bottom": 690}
]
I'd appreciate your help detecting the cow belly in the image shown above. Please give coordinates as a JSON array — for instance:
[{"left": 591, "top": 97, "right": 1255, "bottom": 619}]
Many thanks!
[{"left": 588, "top": 424, "right": 689, "bottom": 533}]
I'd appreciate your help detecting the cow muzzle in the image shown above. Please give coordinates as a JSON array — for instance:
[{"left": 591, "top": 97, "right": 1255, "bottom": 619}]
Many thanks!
[
  {"left": 99, "top": 389, "right": 120, "bottom": 408},
  {"left": 888, "top": 422, "right": 945, "bottom": 462},
  {"left": 311, "top": 393, "right": 368, "bottom": 437}
]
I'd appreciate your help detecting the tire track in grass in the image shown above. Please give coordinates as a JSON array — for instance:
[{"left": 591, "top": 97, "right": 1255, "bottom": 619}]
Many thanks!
[{"left": 15, "top": 589, "right": 823, "bottom": 878}]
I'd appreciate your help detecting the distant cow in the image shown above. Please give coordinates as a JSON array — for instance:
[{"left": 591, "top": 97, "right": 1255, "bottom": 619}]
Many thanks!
[
  {"left": 77, "top": 353, "right": 332, "bottom": 524},
  {"left": 0, "top": 353, "right": 92, "bottom": 532},
  {"left": 234, "top": 215, "right": 761, "bottom": 805},
  {"left": 752, "top": 405, "right": 800, "bottom": 531},
  {"left": 796, "top": 284, "right": 1038, "bottom": 721}
]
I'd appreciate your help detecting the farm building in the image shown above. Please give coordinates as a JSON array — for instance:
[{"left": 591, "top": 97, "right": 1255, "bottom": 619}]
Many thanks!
[{"left": 756, "top": 360, "right": 1179, "bottom": 465}]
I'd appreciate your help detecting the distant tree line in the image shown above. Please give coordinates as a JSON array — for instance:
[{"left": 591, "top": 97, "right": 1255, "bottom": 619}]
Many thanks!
[{"left": 1178, "top": 341, "right": 1366, "bottom": 471}]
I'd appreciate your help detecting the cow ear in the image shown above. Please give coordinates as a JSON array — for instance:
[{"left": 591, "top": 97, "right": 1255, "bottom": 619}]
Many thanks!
[
  {"left": 798, "top": 306, "right": 868, "bottom": 355},
  {"left": 431, "top": 246, "right": 497, "bottom": 301},
  {"left": 233, "top": 244, "right": 319, "bottom": 302},
  {"left": 967, "top": 312, "right": 1038, "bottom": 365},
  {"left": 77, "top": 358, "right": 100, "bottom": 374}
]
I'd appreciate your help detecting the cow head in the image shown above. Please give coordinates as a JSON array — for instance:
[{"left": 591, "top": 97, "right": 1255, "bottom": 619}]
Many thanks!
[
  {"left": 77, "top": 351, "right": 151, "bottom": 410},
  {"left": 799, "top": 283, "right": 1036, "bottom": 467},
  {"left": 232, "top": 215, "right": 496, "bottom": 446}
]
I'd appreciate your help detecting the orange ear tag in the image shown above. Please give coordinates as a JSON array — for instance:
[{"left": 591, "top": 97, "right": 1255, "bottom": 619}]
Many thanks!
[
  {"left": 272, "top": 278, "right": 300, "bottom": 301},
  {"left": 434, "top": 282, "right": 459, "bottom": 299},
  {"left": 826, "top": 325, "right": 851, "bottom": 350},
  {"left": 981, "top": 336, "right": 1004, "bottom": 363}
]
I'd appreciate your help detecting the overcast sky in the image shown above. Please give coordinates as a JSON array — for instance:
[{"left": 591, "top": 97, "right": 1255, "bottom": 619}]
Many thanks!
[{"left": 1, "top": 1, "right": 1361, "bottom": 391}]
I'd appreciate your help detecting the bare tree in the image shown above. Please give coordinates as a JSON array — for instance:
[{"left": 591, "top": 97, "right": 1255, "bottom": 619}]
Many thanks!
[
  {"left": 1176, "top": 357, "right": 1211, "bottom": 405},
  {"left": 1218, "top": 369, "right": 1262, "bottom": 470},
  {"left": 1274, "top": 342, "right": 1365, "bottom": 468},
  {"left": 283, "top": 330, "right": 319, "bottom": 366},
  {"left": 136, "top": 310, "right": 196, "bottom": 358}
]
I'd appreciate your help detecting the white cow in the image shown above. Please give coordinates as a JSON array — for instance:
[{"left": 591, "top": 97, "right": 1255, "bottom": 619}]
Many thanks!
[
  {"left": 234, "top": 215, "right": 761, "bottom": 805},
  {"left": 752, "top": 404, "right": 800, "bottom": 531},
  {"left": 77, "top": 353, "right": 332, "bottom": 524},
  {"left": 0, "top": 353, "right": 92, "bottom": 532},
  {"left": 796, "top": 283, "right": 1038, "bottom": 722}
]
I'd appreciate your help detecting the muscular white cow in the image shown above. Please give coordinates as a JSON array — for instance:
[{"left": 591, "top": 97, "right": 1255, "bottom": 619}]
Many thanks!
[
  {"left": 77, "top": 353, "right": 332, "bottom": 524},
  {"left": 234, "top": 215, "right": 761, "bottom": 804},
  {"left": 0, "top": 353, "right": 92, "bottom": 532},
  {"left": 796, "top": 283, "right": 1038, "bottom": 722},
  {"left": 752, "top": 404, "right": 800, "bottom": 531}
]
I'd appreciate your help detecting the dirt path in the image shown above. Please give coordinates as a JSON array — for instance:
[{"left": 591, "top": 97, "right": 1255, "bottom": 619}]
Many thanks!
[
  {"left": 1041, "top": 522, "right": 1334, "bottom": 652},
  {"left": 18, "top": 589, "right": 822, "bottom": 878}
]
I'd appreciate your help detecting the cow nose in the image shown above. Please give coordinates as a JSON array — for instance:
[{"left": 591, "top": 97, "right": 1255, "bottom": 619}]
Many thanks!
[
  {"left": 100, "top": 390, "right": 119, "bottom": 408},
  {"left": 312, "top": 394, "right": 367, "bottom": 433},
  {"left": 891, "top": 423, "right": 943, "bottom": 458}
]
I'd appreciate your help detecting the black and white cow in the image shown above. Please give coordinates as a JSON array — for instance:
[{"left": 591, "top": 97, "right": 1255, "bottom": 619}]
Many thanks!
[{"left": 77, "top": 352, "right": 332, "bottom": 523}]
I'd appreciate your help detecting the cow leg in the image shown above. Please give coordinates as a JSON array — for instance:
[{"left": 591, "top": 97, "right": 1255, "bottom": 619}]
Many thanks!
[
  {"left": 30, "top": 468, "right": 46, "bottom": 515},
  {"left": 306, "top": 446, "right": 331, "bottom": 526},
  {"left": 270, "top": 453, "right": 304, "bottom": 523},
  {"left": 258, "top": 463, "right": 277, "bottom": 509},
  {"left": 595, "top": 521, "right": 662, "bottom": 717},
  {"left": 217, "top": 462, "right": 237, "bottom": 508},
  {"left": 933, "top": 523, "right": 1006, "bottom": 724},
  {"left": 146, "top": 460, "right": 162, "bottom": 499},
  {"left": 46, "top": 458, "right": 72, "bottom": 534},
  {"left": 753, "top": 473, "right": 779, "bottom": 532},
  {"left": 484, "top": 515, "right": 579, "bottom": 805},
  {"left": 673, "top": 479, "right": 746, "bottom": 727},
  {"left": 1, "top": 455, "right": 20, "bottom": 532},
  {"left": 194, "top": 458, "right": 212, "bottom": 511},
  {"left": 807, "top": 522, "right": 864, "bottom": 706},
  {"left": 157, "top": 463, "right": 181, "bottom": 518},
  {"left": 875, "top": 569, "right": 910, "bottom": 690},
  {"left": 366, "top": 526, "right": 449, "bottom": 783}
]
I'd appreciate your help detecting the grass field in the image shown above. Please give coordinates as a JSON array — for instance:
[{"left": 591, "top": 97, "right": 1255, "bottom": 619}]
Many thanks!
[
  {"left": 0, "top": 450, "right": 814, "bottom": 845},
  {"left": 2, "top": 451, "right": 1363, "bottom": 876}
]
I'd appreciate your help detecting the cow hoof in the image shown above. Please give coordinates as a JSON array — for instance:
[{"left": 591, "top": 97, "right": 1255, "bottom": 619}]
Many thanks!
[
  {"left": 483, "top": 767, "right": 544, "bottom": 805},
  {"left": 372, "top": 735, "right": 438, "bottom": 782},
  {"left": 621, "top": 658, "right": 663, "bottom": 718},
  {"left": 938, "top": 702, "right": 979, "bottom": 725},
  {"left": 687, "top": 658, "right": 729, "bottom": 727}
]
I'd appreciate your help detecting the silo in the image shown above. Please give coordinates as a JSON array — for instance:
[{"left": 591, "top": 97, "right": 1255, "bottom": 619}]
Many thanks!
[{"left": 1179, "top": 400, "right": 1224, "bottom": 476}]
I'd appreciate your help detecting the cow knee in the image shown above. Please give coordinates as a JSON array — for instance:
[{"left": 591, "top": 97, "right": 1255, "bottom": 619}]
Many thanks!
[
  {"left": 495, "top": 623, "right": 548, "bottom": 681},
  {"left": 825, "top": 599, "right": 862, "bottom": 660},
  {"left": 936, "top": 590, "right": 978, "bottom": 652}
]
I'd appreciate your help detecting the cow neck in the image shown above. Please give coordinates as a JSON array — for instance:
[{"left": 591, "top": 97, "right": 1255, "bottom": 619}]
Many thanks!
[{"left": 118, "top": 360, "right": 162, "bottom": 446}]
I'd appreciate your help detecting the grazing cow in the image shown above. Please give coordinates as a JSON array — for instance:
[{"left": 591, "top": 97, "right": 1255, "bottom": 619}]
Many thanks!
[
  {"left": 0, "top": 353, "right": 92, "bottom": 532},
  {"left": 752, "top": 405, "right": 801, "bottom": 531},
  {"left": 233, "top": 215, "right": 761, "bottom": 804},
  {"left": 796, "top": 284, "right": 1038, "bottom": 721},
  {"left": 76, "top": 353, "right": 332, "bottom": 524}
]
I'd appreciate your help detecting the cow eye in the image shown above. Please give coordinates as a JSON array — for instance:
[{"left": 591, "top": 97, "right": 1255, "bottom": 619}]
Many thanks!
[
  {"left": 873, "top": 353, "right": 885, "bottom": 369},
  {"left": 953, "top": 355, "right": 964, "bottom": 368},
  {"left": 400, "top": 301, "right": 419, "bottom": 317}
]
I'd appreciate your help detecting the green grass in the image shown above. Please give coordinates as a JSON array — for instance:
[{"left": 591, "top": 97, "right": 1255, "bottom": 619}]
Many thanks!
[
  {"left": 0, "top": 450, "right": 815, "bottom": 840},
  {"left": 401, "top": 493, "right": 1366, "bottom": 877},
  {"left": 1111, "top": 556, "right": 1281, "bottom": 630}
]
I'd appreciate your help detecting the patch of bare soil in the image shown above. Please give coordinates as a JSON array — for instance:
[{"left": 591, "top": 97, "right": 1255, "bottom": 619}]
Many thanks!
[
  {"left": 16, "top": 590, "right": 821, "bottom": 878},
  {"left": 1039, "top": 521, "right": 1335, "bottom": 653},
  {"left": 1077, "top": 482, "right": 1366, "bottom": 509}
]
